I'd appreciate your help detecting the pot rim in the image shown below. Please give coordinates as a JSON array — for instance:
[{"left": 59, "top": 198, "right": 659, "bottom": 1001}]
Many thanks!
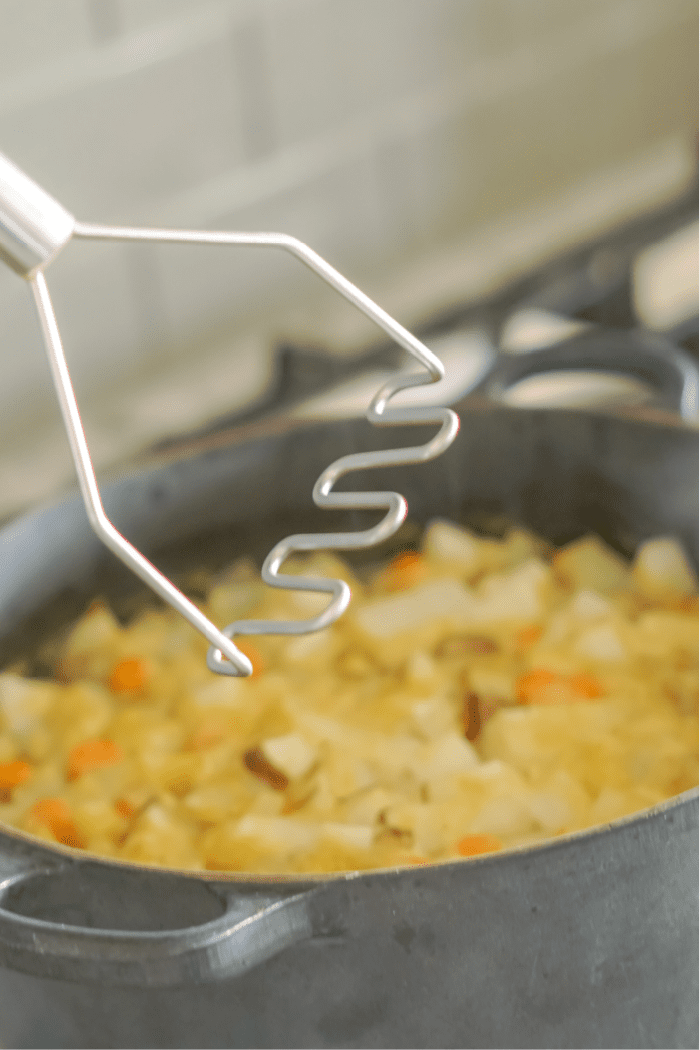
[{"left": 1, "top": 786, "right": 696, "bottom": 888}]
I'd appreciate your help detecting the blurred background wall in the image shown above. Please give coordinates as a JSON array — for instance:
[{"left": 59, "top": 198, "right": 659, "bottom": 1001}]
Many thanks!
[{"left": 0, "top": 0, "right": 696, "bottom": 515}]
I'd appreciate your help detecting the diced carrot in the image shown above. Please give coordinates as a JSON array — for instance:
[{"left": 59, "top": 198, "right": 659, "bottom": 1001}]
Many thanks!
[
  {"left": 32, "top": 797, "right": 70, "bottom": 825},
  {"left": 32, "top": 798, "right": 85, "bottom": 849},
  {"left": 516, "top": 669, "right": 559, "bottom": 704},
  {"left": 568, "top": 672, "right": 604, "bottom": 699},
  {"left": 517, "top": 669, "right": 602, "bottom": 706},
  {"left": 236, "top": 640, "right": 264, "bottom": 678},
  {"left": 114, "top": 798, "right": 136, "bottom": 820},
  {"left": 383, "top": 551, "right": 425, "bottom": 591},
  {"left": 0, "top": 760, "right": 32, "bottom": 791},
  {"left": 515, "top": 625, "right": 542, "bottom": 650},
  {"left": 456, "top": 834, "right": 502, "bottom": 857},
  {"left": 109, "top": 657, "right": 150, "bottom": 693},
  {"left": 67, "top": 739, "right": 124, "bottom": 780}
]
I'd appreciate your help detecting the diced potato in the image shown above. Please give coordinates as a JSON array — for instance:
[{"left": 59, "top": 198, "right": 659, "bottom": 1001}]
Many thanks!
[
  {"left": 321, "top": 822, "right": 374, "bottom": 851},
  {"left": 422, "top": 520, "right": 484, "bottom": 575},
  {"left": 323, "top": 750, "right": 376, "bottom": 799},
  {"left": 569, "top": 590, "right": 613, "bottom": 621},
  {"left": 208, "top": 579, "right": 263, "bottom": 627},
  {"left": 0, "top": 675, "right": 58, "bottom": 736},
  {"left": 500, "top": 528, "right": 542, "bottom": 569},
  {"left": 632, "top": 611, "right": 698, "bottom": 660},
  {"left": 632, "top": 537, "right": 697, "bottom": 601},
  {"left": 553, "top": 535, "right": 629, "bottom": 593},
  {"left": 470, "top": 795, "right": 534, "bottom": 837},
  {"left": 24, "top": 726, "right": 54, "bottom": 763},
  {"left": 236, "top": 814, "right": 318, "bottom": 851},
  {"left": 0, "top": 734, "right": 18, "bottom": 762},
  {"left": 72, "top": 797, "right": 126, "bottom": 841},
  {"left": 281, "top": 629, "right": 339, "bottom": 666},
  {"left": 575, "top": 623, "right": 627, "bottom": 662},
  {"left": 183, "top": 782, "right": 257, "bottom": 823},
  {"left": 467, "top": 667, "right": 515, "bottom": 705},
  {"left": 353, "top": 578, "right": 479, "bottom": 655},
  {"left": 190, "top": 676, "right": 247, "bottom": 709},
  {"left": 121, "top": 801, "right": 200, "bottom": 869},
  {"left": 344, "top": 787, "right": 395, "bottom": 826},
  {"left": 63, "top": 602, "right": 122, "bottom": 675},
  {"left": 261, "top": 732, "right": 317, "bottom": 779},
  {"left": 418, "top": 732, "right": 480, "bottom": 780},
  {"left": 473, "top": 559, "right": 550, "bottom": 623},
  {"left": 47, "top": 682, "right": 113, "bottom": 750},
  {"left": 410, "top": 695, "right": 457, "bottom": 740},
  {"left": 404, "top": 649, "right": 439, "bottom": 689}
]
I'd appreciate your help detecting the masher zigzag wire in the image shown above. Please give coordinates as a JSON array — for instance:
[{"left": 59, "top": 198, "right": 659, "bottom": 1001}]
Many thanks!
[
  {"left": 70, "top": 224, "right": 460, "bottom": 678},
  {"left": 206, "top": 365, "right": 460, "bottom": 675}
]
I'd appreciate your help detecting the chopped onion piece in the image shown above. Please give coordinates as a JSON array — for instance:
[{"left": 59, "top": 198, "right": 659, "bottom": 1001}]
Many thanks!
[
  {"left": 236, "top": 815, "right": 318, "bottom": 850},
  {"left": 322, "top": 822, "right": 374, "bottom": 850}
]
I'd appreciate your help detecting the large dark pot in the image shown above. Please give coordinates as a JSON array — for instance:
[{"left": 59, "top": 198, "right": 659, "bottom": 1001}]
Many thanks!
[{"left": 0, "top": 333, "right": 697, "bottom": 1049}]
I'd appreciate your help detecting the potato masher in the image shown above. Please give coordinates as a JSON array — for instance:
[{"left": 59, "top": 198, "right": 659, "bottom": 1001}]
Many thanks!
[{"left": 0, "top": 152, "right": 459, "bottom": 676}]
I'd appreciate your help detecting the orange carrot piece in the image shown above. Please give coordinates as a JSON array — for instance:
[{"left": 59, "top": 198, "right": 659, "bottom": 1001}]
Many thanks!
[
  {"left": 67, "top": 739, "right": 124, "bottom": 780},
  {"left": 114, "top": 797, "right": 136, "bottom": 819},
  {"left": 383, "top": 551, "right": 424, "bottom": 591},
  {"left": 109, "top": 657, "right": 150, "bottom": 693},
  {"left": 236, "top": 641, "right": 264, "bottom": 678},
  {"left": 518, "top": 668, "right": 603, "bottom": 706},
  {"left": 516, "top": 669, "right": 559, "bottom": 704},
  {"left": 32, "top": 797, "right": 71, "bottom": 825},
  {"left": 568, "top": 672, "right": 604, "bottom": 699},
  {"left": 32, "top": 798, "right": 85, "bottom": 849},
  {"left": 515, "top": 625, "right": 542, "bottom": 650},
  {"left": 0, "top": 760, "right": 32, "bottom": 791},
  {"left": 456, "top": 834, "right": 502, "bottom": 857}
]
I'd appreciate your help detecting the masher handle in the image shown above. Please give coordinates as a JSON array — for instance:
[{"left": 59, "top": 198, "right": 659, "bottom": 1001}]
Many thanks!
[{"left": 0, "top": 152, "right": 74, "bottom": 277}]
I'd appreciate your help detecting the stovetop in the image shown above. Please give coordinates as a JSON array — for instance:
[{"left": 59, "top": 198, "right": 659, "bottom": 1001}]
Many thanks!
[
  {"left": 156, "top": 185, "right": 698, "bottom": 440},
  {"left": 0, "top": 187, "right": 696, "bottom": 528}
]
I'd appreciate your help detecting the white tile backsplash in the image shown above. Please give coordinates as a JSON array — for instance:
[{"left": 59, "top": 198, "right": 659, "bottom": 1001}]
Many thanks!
[
  {"left": 0, "top": 37, "right": 247, "bottom": 222},
  {"left": 260, "top": 0, "right": 476, "bottom": 151},
  {"left": 0, "top": 0, "right": 695, "bottom": 517},
  {"left": 0, "top": 0, "right": 93, "bottom": 84}
]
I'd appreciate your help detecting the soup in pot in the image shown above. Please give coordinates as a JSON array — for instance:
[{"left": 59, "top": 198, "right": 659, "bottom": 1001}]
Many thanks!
[{"left": 0, "top": 522, "right": 696, "bottom": 873}]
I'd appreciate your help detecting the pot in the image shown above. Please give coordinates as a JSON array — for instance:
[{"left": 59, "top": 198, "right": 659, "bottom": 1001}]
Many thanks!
[{"left": 0, "top": 332, "right": 697, "bottom": 1049}]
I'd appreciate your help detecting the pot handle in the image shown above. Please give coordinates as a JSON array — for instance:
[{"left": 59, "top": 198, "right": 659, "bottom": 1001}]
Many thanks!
[
  {"left": 0, "top": 860, "right": 316, "bottom": 986},
  {"left": 479, "top": 328, "right": 699, "bottom": 420}
]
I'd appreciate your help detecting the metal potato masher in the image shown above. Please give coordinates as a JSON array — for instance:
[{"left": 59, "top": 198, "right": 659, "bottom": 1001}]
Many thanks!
[{"left": 0, "top": 152, "right": 459, "bottom": 676}]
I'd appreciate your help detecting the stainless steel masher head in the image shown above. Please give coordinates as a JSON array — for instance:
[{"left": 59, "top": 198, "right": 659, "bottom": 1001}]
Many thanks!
[{"left": 0, "top": 152, "right": 459, "bottom": 676}]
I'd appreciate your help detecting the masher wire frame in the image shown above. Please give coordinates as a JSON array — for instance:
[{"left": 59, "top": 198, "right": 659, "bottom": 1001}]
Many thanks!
[{"left": 1, "top": 152, "right": 459, "bottom": 677}]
